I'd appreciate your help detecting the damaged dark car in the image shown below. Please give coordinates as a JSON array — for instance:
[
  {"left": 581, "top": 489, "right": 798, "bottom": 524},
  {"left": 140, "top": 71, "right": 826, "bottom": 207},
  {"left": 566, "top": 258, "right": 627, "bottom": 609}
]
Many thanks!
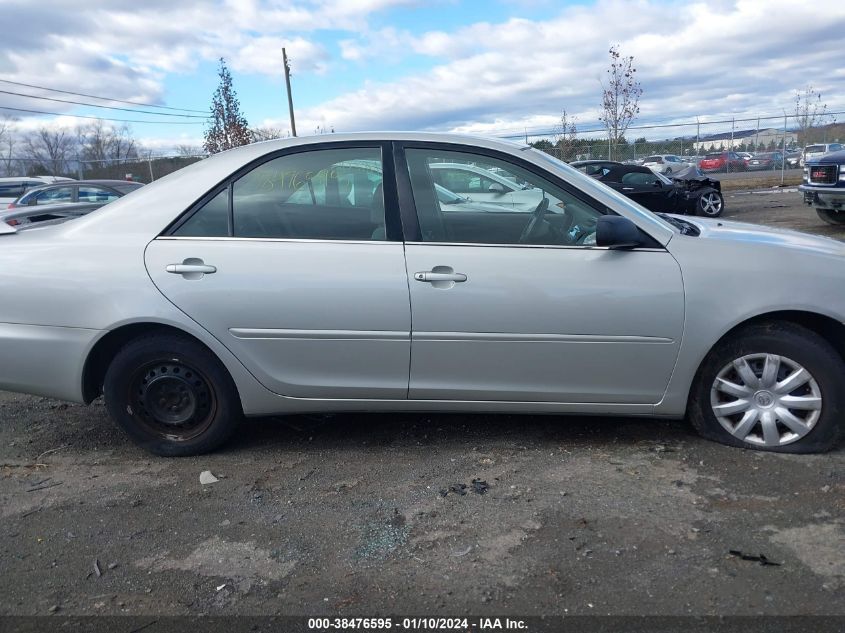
[{"left": 570, "top": 160, "right": 724, "bottom": 217}]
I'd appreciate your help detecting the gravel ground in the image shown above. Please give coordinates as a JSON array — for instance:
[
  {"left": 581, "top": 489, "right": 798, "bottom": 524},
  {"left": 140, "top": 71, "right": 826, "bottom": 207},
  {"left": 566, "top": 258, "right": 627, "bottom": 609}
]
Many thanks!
[{"left": 1, "top": 189, "right": 843, "bottom": 620}]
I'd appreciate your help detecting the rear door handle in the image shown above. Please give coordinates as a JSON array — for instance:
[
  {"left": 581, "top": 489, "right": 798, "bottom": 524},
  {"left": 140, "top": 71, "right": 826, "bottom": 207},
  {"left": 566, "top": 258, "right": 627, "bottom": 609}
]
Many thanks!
[
  {"left": 166, "top": 258, "right": 216, "bottom": 279},
  {"left": 414, "top": 271, "right": 467, "bottom": 283},
  {"left": 166, "top": 264, "right": 217, "bottom": 274}
]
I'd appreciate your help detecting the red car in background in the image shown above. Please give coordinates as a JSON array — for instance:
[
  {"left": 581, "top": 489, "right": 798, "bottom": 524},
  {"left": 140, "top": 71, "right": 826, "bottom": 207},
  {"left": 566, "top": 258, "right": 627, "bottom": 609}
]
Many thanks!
[{"left": 698, "top": 151, "right": 747, "bottom": 173}]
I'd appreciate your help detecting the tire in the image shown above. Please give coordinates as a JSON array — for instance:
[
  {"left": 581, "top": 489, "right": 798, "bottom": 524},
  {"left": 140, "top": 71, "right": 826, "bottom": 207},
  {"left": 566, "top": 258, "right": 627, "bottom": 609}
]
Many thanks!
[
  {"left": 104, "top": 334, "right": 242, "bottom": 456},
  {"left": 816, "top": 208, "right": 845, "bottom": 225},
  {"left": 696, "top": 189, "right": 724, "bottom": 217},
  {"left": 688, "top": 322, "right": 844, "bottom": 453}
]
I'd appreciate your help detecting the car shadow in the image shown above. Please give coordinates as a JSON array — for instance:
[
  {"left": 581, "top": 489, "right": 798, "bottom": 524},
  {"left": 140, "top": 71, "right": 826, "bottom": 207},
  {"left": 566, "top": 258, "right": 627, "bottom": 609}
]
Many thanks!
[{"left": 227, "top": 411, "right": 700, "bottom": 453}]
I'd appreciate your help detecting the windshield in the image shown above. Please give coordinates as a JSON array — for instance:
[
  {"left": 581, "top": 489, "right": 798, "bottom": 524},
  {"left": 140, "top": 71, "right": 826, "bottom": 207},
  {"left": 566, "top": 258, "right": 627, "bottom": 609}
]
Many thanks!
[{"left": 805, "top": 145, "right": 825, "bottom": 153}]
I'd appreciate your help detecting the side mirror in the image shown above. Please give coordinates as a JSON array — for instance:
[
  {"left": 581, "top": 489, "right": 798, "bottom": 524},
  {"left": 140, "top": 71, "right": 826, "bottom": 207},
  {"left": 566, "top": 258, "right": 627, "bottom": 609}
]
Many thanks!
[
  {"left": 487, "top": 182, "right": 507, "bottom": 194},
  {"left": 596, "top": 215, "right": 643, "bottom": 249}
]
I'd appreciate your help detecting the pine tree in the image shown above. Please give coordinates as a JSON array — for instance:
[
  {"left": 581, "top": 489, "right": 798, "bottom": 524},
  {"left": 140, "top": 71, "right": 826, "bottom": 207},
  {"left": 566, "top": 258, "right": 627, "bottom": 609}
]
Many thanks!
[{"left": 203, "top": 58, "right": 251, "bottom": 154}]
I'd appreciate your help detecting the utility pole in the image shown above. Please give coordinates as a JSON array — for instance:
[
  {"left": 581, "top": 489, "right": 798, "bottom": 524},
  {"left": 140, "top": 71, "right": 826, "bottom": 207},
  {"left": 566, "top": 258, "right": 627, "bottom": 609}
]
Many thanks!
[
  {"left": 696, "top": 117, "right": 700, "bottom": 156},
  {"left": 282, "top": 48, "right": 297, "bottom": 137},
  {"left": 781, "top": 110, "right": 787, "bottom": 185}
]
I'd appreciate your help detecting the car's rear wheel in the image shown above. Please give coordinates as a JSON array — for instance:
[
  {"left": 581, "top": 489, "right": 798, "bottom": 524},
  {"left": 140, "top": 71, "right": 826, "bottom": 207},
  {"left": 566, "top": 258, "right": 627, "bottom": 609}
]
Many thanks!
[
  {"left": 696, "top": 190, "right": 724, "bottom": 217},
  {"left": 689, "top": 323, "right": 844, "bottom": 453},
  {"left": 104, "top": 334, "right": 241, "bottom": 456},
  {"left": 816, "top": 208, "right": 845, "bottom": 225}
]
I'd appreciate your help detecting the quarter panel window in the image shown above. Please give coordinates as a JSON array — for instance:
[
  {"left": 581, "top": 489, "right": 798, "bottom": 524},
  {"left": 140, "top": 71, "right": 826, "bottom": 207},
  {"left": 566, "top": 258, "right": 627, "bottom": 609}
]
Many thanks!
[
  {"left": 173, "top": 188, "right": 229, "bottom": 237},
  {"left": 405, "top": 149, "right": 606, "bottom": 246}
]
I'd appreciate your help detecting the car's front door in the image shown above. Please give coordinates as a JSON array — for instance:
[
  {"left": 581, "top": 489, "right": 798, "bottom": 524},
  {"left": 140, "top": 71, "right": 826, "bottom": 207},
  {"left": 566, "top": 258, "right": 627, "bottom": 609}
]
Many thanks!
[
  {"left": 399, "top": 145, "right": 684, "bottom": 404},
  {"left": 607, "top": 168, "right": 676, "bottom": 213},
  {"left": 145, "top": 143, "right": 411, "bottom": 399}
]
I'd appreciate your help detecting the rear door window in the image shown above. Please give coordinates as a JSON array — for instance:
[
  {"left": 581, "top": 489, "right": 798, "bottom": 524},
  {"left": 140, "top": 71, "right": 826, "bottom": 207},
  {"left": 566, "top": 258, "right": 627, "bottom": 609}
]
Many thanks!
[
  {"left": 173, "top": 147, "right": 386, "bottom": 241},
  {"left": 78, "top": 186, "right": 121, "bottom": 203}
]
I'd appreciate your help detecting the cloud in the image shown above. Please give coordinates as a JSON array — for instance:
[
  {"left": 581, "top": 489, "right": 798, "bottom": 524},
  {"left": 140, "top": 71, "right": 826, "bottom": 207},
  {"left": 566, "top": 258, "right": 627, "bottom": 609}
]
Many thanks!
[
  {"left": 0, "top": 0, "right": 410, "bottom": 114},
  {"left": 231, "top": 36, "right": 330, "bottom": 76},
  {"left": 292, "top": 0, "right": 845, "bottom": 138},
  {"left": 1, "top": 0, "right": 844, "bottom": 151}
]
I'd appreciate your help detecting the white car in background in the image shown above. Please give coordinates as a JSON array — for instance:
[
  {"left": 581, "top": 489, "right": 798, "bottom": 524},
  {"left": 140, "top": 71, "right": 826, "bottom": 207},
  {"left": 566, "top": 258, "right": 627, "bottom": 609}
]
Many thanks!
[
  {"left": 429, "top": 162, "right": 543, "bottom": 211},
  {"left": 0, "top": 176, "right": 74, "bottom": 208},
  {"left": 800, "top": 143, "right": 844, "bottom": 167},
  {"left": 642, "top": 155, "right": 694, "bottom": 175}
]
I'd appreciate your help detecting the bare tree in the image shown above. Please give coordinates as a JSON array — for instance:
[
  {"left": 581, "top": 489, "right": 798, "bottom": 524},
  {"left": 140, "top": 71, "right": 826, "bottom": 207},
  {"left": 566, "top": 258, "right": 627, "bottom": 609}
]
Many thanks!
[
  {"left": 77, "top": 119, "right": 138, "bottom": 164},
  {"left": 552, "top": 110, "right": 579, "bottom": 162},
  {"left": 203, "top": 58, "right": 251, "bottom": 154},
  {"left": 0, "top": 115, "right": 18, "bottom": 176},
  {"left": 794, "top": 85, "right": 828, "bottom": 145},
  {"left": 23, "top": 127, "right": 76, "bottom": 176},
  {"left": 175, "top": 144, "right": 203, "bottom": 157},
  {"left": 250, "top": 126, "right": 287, "bottom": 143},
  {"left": 599, "top": 45, "right": 643, "bottom": 159}
]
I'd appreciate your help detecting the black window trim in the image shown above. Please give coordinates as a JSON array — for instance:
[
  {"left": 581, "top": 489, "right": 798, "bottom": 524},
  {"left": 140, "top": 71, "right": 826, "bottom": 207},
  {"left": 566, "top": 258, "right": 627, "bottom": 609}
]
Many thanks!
[
  {"left": 394, "top": 140, "right": 665, "bottom": 249},
  {"left": 163, "top": 140, "right": 404, "bottom": 242}
]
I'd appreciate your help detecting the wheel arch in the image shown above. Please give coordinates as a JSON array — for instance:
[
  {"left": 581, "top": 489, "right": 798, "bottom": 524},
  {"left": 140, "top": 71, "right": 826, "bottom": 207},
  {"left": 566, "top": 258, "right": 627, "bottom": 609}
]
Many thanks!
[
  {"left": 82, "top": 322, "right": 243, "bottom": 405},
  {"left": 688, "top": 309, "right": 845, "bottom": 401}
]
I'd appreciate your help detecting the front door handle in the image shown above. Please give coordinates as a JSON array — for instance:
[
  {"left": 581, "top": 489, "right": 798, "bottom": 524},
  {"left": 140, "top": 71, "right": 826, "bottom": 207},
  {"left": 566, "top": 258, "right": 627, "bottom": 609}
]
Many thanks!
[
  {"left": 166, "top": 258, "right": 216, "bottom": 280},
  {"left": 414, "top": 271, "right": 467, "bottom": 283}
]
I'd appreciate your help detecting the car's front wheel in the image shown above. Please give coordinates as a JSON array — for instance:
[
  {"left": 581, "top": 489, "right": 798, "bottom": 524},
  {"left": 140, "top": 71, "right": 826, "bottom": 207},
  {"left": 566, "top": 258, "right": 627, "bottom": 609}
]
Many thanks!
[
  {"left": 816, "top": 208, "right": 845, "bottom": 225},
  {"left": 696, "top": 190, "right": 724, "bottom": 217},
  {"left": 104, "top": 334, "right": 242, "bottom": 456},
  {"left": 689, "top": 323, "right": 844, "bottom": 453}
]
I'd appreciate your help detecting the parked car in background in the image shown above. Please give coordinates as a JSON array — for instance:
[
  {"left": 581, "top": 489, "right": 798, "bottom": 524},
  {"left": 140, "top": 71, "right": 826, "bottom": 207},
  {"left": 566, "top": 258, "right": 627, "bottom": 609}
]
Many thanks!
[
  {"left": 699, "top": 152, "right": 747, "bottom": 172},
  {"left": 0, "top": 200, "right": 108, "bottom": 228},
  {"left": 736, "top": 152, "right": 753, "bottom": 162},
  {"left": 642, "top": 155, "right": 693, "bottom": 175},
  {"left": 0, "top": 132, "right": 843, "bottom": 457},
  {"left": 801, "top": 143, "right": 844, "bottom": 167},
  {"left": 799, "top": 149, "right": 845, "bottom": 225},
  {"left": 8, "top": 179, "right": 143, "bottom": 209},
  {"left": 0, "top": 176, "right": 74, "bottom": 208},
  {"left": 746, "top": 152, "right": 786, "bottom": 171},
  {"left": 429, "top": 162, "right": 543, "bottom": 210},
  {"left": 571, "top": 161, "right": 724, "bottom": 217},
  {"left": 785, "top": 149, "right": 802, "bottom": 168}
]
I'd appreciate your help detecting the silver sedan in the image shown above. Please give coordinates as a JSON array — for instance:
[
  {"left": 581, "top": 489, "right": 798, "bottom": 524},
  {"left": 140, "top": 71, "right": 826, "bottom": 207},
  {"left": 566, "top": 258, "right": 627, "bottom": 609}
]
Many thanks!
[{"left": 0, "top": 133, "right": 842, "bottom": 455}]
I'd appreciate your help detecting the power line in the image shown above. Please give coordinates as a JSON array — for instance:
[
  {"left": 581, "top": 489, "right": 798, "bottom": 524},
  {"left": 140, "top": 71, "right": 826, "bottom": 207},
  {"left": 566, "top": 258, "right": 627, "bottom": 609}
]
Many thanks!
[
  {"left": 0, "top": 105, "right": 205, "bottom": 125},
  {"left": 0, "top": 89, "right": 207, "bottom": 118},
  {"left": 0, "top": 78, "right": 206, "bottom": 114}
]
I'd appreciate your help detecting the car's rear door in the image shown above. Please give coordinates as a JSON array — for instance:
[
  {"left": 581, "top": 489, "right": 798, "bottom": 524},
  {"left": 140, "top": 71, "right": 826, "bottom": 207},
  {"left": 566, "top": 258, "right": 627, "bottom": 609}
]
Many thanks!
[
  {"left": 145, "top": 142, "right": 411, "bottom": 399},
  {"left": 397, "top": 143, "right": 685, "bottom": 404}
]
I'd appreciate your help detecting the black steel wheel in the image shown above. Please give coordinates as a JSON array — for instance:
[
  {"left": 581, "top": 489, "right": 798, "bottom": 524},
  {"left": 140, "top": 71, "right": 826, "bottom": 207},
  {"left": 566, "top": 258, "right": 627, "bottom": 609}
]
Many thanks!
[{"left": 104, "top": 333, "right": 241, "bottom": 456}]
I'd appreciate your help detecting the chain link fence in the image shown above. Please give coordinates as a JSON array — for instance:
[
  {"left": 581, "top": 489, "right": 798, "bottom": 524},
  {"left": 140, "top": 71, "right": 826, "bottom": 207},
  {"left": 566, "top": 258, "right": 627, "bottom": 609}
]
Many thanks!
[
  {"left": 1, "top": 111, "right": 843, "bottom": 180},
  {"left": 0, "top": 154, "right": 206, "bottom": 183},
  {"left": 514, "top": 111, "right": 844, "bottom": 172}
]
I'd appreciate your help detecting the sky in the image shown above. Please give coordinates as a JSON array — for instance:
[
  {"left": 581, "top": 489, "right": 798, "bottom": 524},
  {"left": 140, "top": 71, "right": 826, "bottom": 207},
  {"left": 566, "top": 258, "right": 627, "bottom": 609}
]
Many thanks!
[{"left": 1, "top": 0, "right": 844, "bottom": 153}]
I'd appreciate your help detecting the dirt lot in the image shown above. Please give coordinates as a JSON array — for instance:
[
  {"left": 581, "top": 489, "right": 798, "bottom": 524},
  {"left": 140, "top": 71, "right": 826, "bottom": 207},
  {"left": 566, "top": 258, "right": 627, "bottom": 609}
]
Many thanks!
[{"left": 1, "top": 189, "right": 843, "bottom": 621}]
